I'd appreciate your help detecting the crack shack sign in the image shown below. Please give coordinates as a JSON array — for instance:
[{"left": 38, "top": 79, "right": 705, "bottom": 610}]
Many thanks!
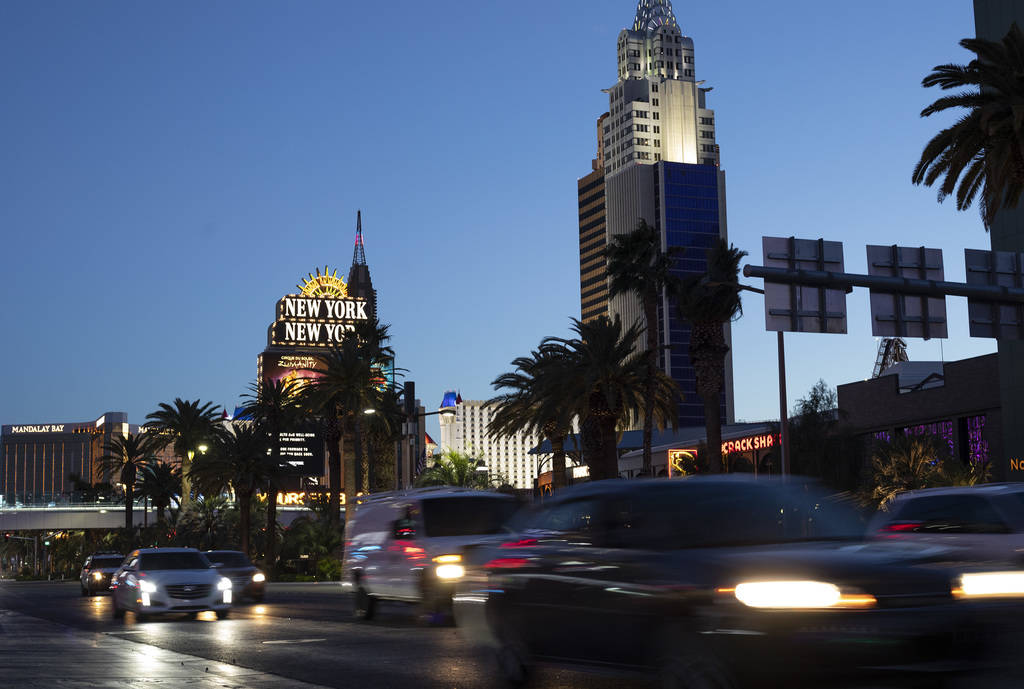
[{"left": 269, "top": 267, "right": 369, "bottom": 347}]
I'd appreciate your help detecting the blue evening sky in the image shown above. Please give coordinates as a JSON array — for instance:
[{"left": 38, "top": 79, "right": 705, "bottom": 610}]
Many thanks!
[{"left": 0, "top": 1, "right": 993, "bottom": 441}]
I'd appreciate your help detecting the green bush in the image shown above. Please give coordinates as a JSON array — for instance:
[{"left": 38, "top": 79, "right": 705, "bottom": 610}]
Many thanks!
[{"left": 316, "top": 557, "right": 342, "bottom": 581}]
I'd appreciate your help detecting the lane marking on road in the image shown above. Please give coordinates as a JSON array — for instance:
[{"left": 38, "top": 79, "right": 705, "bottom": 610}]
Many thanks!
[{"left": 262, "top": 638, "right": 327, "bottom": 645}]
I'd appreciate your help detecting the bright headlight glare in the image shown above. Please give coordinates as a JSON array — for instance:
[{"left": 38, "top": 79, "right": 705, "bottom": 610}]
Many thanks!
[
  {"left": 252, "top": 572, "right": 266, "bottom": 583},
  {"left": 138, "top": 580, "right": 157, "bottom": 593},
  {"left": 956, "top": 572, "right": 1024, "bottom": 598},
  {"left": 732, "top": 581, "right": 875, "bottom": 609},
  {"left": 435, "top": 564, "right": 466, "bottom": 580},
  {"left": 92, "top": 572, "right": 103, "bottom": 580},
  {"left": 217, "top": 577, "right": 232, "bottom": 591},
  {"left": 433, "top": 554, "right": 462, "bottom": 564}
]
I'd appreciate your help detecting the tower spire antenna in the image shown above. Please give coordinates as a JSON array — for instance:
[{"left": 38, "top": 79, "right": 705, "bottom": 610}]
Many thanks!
[
  {"left": 352, "top": 210, "right": 367, "bottom": 267},
  {"left": 633, "top": 0, "right": 678, "bottom": 31}
]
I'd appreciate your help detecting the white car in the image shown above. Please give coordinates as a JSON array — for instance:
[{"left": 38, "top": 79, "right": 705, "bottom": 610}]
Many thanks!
[
  {"left": 869, "top": 483, "right": 1024, "bottom": 563},
  {"left": 343, "top": 487, "right": 521, "bottom": 622},
  {"left": 111, "top": 547, "right": 233, "bottom": 620}
]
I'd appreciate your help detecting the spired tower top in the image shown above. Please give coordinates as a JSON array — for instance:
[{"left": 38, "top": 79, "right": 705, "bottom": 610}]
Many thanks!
[{"left": 632, "top": 0, "right": 678, "bottom": 32}]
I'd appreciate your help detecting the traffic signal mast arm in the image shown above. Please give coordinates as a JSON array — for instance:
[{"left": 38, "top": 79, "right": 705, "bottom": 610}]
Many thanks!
[{"left": 743, "top": 265, "right": 1024, "bottom": 304}]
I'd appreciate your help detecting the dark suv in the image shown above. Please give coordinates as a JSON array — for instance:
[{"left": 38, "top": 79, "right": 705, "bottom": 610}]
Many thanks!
[{"left": 79, "top": 552, "right": 124, "bottom": 596}]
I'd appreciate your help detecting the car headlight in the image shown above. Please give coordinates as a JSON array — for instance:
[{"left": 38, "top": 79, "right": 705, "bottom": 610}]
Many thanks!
[
  {"left": 252, "top": 572, "right": 266, "bottom": 583},
  {"left": 727, "top": 581, "right": 876, "bottom": 609},
  {"left": 217, "top": 577, "right": 233, "bottom": 591},
  {"left": 138, "top": 580, "right": 158, "bottom": 594},
  {"left": 954, "top": 572, "right": 1024, "bottom": 598},
  {"left": 433, "top": 554, "right": 465, "bottom": 580},
  {"left": 92, "top": 572, "right": 103, "bottom": 580}
]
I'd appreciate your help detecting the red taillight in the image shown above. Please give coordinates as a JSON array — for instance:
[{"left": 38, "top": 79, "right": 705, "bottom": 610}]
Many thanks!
[
  {"left": 878, "top": 522, "right": 922, "bottom": 538},
  {"left": 484, "top": 557, "right": 530, "bottom": 570},
  {"left": 501, "top": 538, "right": 537, "bottom": 549}
]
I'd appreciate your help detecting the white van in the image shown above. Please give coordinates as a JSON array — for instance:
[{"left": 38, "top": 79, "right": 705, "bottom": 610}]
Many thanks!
[{"left": 342, "top": 487, "right": 521, "bottom": 622}]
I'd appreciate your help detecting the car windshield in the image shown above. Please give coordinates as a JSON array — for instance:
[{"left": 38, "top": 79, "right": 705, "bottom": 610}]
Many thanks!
[
  {"left": 206, "top": 552, "right": 250, "bottom": 567},
  {"left": 518, "top": 480, "right": 868, "bottom": 549},
  {"left": 421, "top": 496, "right": 520, "bottom": 537},
  {"left": 137, "top": 552, "right": 210, "bottom": 570},
  {"left": 90, "top": 556, "right": 123, "bottom": 568}
]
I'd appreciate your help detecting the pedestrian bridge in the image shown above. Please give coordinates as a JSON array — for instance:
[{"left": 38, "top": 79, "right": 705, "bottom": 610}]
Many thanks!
[{"left": 0, "top": 504, "right": 315, "bottom": 531}]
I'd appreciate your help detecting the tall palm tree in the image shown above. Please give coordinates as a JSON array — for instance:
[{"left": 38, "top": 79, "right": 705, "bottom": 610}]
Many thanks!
[
  {"left": 239, "top": 378, "right": 304, "bottom": 572},
  {"left": 675, "top": 240, "right": 748, "bottom": 474},
  {"left": 912, "top": 23, "right": 1024, "bottom": 228},
  {"left": 97, "top": 433, "right": 156, "bottom": 530},
  {"left": 145, "top": 398, "right": 222, "bottom": 507},
  {"left": 544, "top": 316, "right": 677, "bottom": 481},
  {"left": 189, "top": 422, "right": 270, "bottom": 560},
  {"left": 137, "top": 462, "right": 181, "bottom": 526},
  {"left": 306, "top": 319, "right": 395, "bottom": 527},
  {"left": 488, "top": 346, "right": 575, "bottom": 491},
  {"left": 605, "top": 219, "right": 683, "bottom": 475}
]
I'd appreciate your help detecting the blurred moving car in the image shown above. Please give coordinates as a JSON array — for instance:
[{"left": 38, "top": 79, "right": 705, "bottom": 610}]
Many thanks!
[
  {"left": 455, "top": 477, "right": 1024, "bottom": 688},
  {"left": 111, "top": 547, "right": 232, "bottom": 620},
  {"left": 79, "top": 552, "right": 124, "bottom": 596},
  {"left": 869, "top": 484, "right": 1024, "bottom": 562},
  {"left": 343, "top": 487, "right": 521, "bottom": 622},
  {"left": 205, "top": 550, "right": 266, "bottom": 602}
]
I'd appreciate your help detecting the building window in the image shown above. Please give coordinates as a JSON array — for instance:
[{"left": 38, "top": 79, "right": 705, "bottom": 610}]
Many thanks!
[
  {"left": 684, "top": 69, "right": 694, "bottom": 77},
  {"left": 684, "top": 55, "right": 693, "bottom": 64},
  {"left": 652, "top": 98, "right": 659, "bottom": 106},
  {"left": 653, "top": 112, "right": 659, "bottom": 120},
  {"left": 653, "top": 125, "right": 660, "bottom": 133},
  {"left": 701, "top": 130, "right": 714, "bottom": 138},
  {"left": 653, "top": 139, "right": 660, "bottom": 147},
  {"left": 652, "top": 84, "right": 658, "bottom": 93}
]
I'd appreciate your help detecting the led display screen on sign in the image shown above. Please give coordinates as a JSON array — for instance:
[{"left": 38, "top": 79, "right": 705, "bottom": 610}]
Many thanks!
[{"left": 275, "top": 426, "right": 325, "bottom": 476}]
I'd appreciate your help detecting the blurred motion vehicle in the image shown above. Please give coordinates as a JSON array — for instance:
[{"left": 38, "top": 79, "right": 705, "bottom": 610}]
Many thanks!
[
  {"left": 111, "top": 547, "right": 232, "bottom": 620},
  {"left": 79, "top": 552, "right": 123, "bottom": 596},
  {"left": 343, "top": 487, "right": 520, "bottom": 622},
  {"left": 869, "top": 484, "right": 1024, "bottom": 562},
  {"left": 205, "top": 550, "right": 266, "bottom": 602},
  {"left": 455, "top": 476, "right": 1024, "bottom": 689}
]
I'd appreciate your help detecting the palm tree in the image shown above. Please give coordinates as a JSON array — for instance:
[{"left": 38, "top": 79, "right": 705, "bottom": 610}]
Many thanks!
[
  {"left": 415, "top": 449, "right": 490, "bottom": 488},
  {"left": 675, "top": 240, "right": 748, "bottom": 474},
  {"left": 145, "top": 398, "right": 222, "bottom": 506},
  {"left": 543, "top": 316, "right": 677, "bottom": 481},
  {"left": 912, "top": 23, "right": 1024, "bottom": 228},
  {"left": 363, "top": 385, "right": 406, "bottom": 491},
  {"left": 97, "top": 432, "right": 156, "bottom": 530},
  {"left": 238, "top": 379, "right": 304, "bottom": 572},
  {"left": 136, "top": 462, "right": 181, "bottom": 526},
  {"left": 865, "top": 434, "right": 989, "bottom": 509},
  {"left": 306, "top": 319, "right": 395, "bottom": 527},
  {"left": 488, "top": 346, "right": 575, "bottom": 491},
  {"left": 189, "top": 423, "right": 271, "bottom": 560},
  {"left": 605, "top": 219, "right": 683, "bottom": 475}
]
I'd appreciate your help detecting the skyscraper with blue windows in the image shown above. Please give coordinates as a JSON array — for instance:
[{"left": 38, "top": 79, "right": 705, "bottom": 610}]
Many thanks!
[{"left": 578, "top": 0, "right": 733, "bottom": 428}]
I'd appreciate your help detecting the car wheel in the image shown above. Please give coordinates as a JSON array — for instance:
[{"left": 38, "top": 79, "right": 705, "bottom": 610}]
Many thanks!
[
  {"left": 354, "top": 584, "right": 376, "bottom": 621},
  {"left": 112, "top": 598, "right": 125, "bottom": 619},
  {"left": 416, "top": 577, "right": 453, "bottom": 626},
  {"left": 216, "top": 609, "right": 230, "bottom": 620},
  {"left": 660, "top": 637, "right": 734, "bottom": 689},
  {"left": 136, "top": 612, "right": 151, "bottom": 623}
]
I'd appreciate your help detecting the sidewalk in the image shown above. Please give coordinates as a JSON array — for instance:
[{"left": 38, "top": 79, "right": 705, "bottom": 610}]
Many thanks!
[{"left": 0, "top": 609, "right": 330, "bottom": 688}]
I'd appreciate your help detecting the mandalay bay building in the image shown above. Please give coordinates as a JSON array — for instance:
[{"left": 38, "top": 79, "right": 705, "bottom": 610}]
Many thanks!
[{"left": 578, "top": 0, "right": 734, "bottom": 428}]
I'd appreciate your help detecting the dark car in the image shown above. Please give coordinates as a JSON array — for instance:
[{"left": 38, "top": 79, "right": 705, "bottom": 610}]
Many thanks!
[
  {"left": 79, "top": 552, "right": 124, "bottom": 596},
  {"left": 205, "top": 550, "right": 265, "bottom": 602},
  {"left": 454, "top": 476, "right": 1024, "bottom": 688}
]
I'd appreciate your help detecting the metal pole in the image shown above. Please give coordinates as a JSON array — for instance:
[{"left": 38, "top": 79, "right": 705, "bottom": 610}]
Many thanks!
[
  {"left": 778, "top": 331, "right": 789, "bottom": 476},
  {"left": 33, "top": 536, "right": 38, "bottom": 577}
]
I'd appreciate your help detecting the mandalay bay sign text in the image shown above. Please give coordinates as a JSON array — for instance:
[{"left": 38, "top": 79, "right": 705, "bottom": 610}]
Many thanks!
[{"left": 270, "top": 295, "right": 369, "bottom": 347}]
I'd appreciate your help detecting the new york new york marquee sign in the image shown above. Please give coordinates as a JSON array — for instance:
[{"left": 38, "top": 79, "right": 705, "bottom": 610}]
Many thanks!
[{"left": 269, "top": 267, "right": 369, "bottom": 347}]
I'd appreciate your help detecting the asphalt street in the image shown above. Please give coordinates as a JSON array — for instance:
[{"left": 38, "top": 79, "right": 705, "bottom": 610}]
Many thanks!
[{"left": 0, "top": 580, "right": 648, "bottom": 689}]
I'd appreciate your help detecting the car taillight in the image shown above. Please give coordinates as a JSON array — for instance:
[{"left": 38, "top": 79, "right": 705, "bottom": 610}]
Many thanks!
[
  {"left": 501, "top": 538, "right": 537, "bottom": 549},
  {"left": 877, "top": 522, "right": 922, "bottom": 537},
  {"left": 484, "top": 557, "right": 530, "bottom": 570}
]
